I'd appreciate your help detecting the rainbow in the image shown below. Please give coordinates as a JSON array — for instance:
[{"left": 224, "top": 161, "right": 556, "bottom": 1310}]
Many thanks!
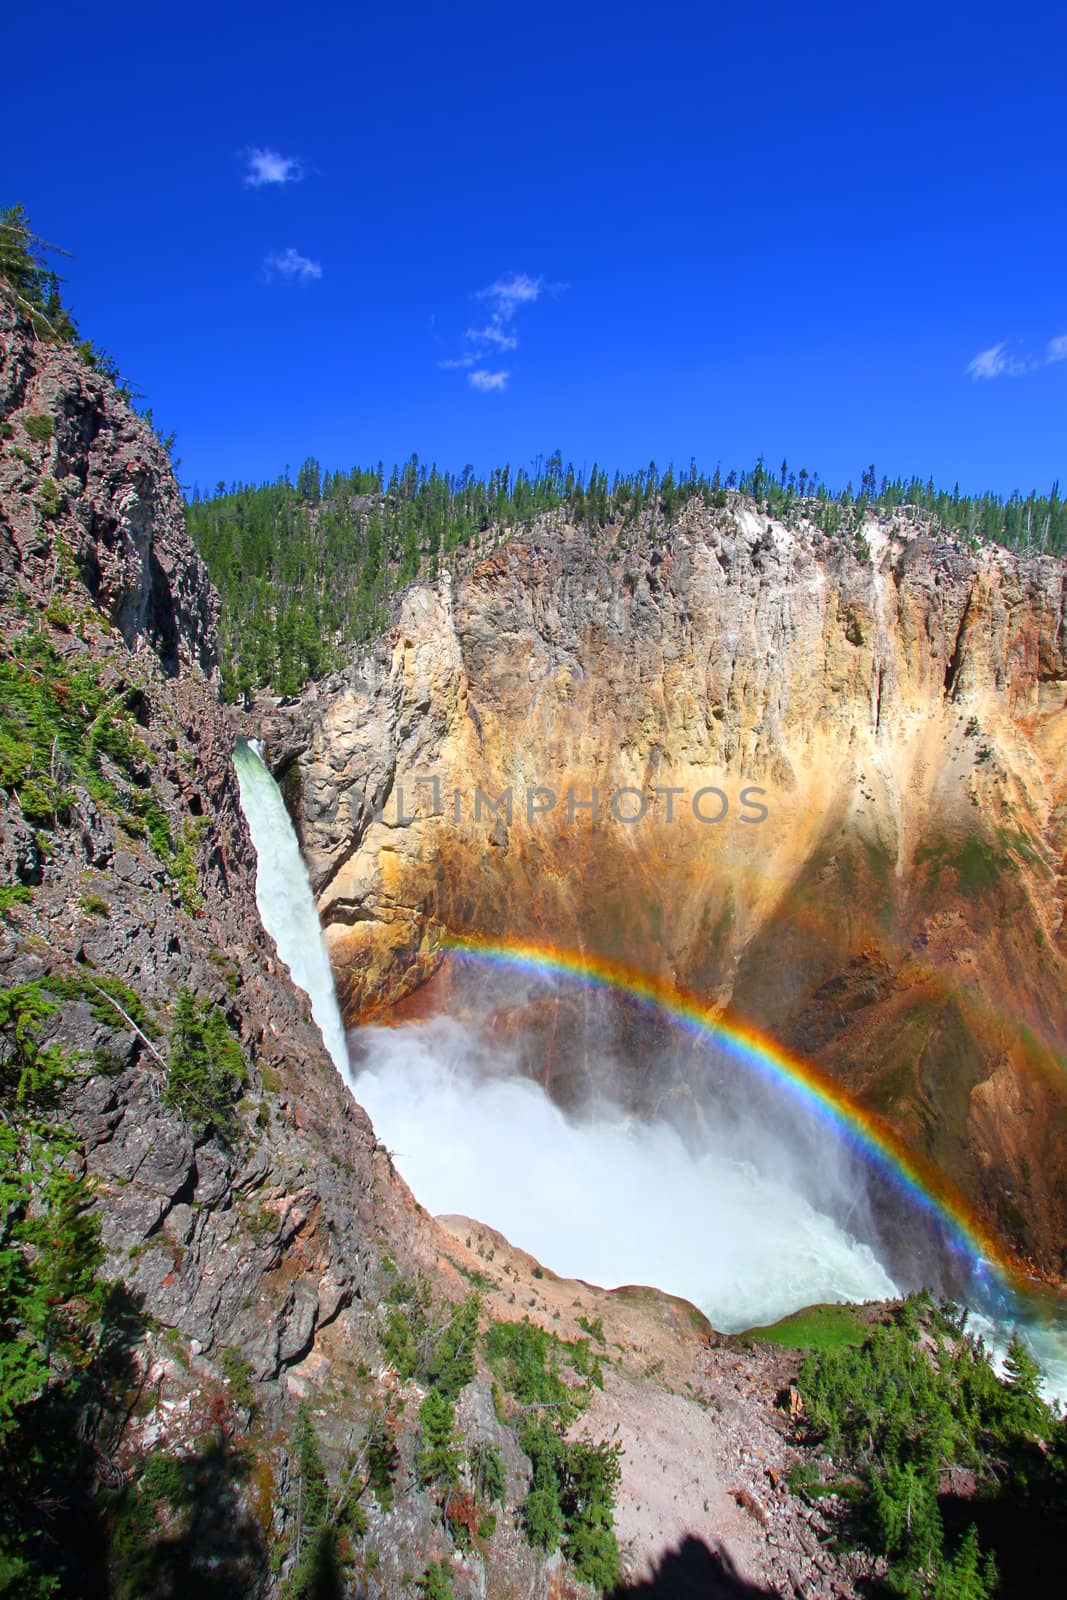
[{"left": 439, "top": 934, "right": 1029, "bottom": 1297}]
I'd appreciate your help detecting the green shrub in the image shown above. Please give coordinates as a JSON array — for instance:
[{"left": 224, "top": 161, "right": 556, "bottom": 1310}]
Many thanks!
[
  {"left": 0, "top": 884, "right": 31, "bottom": 918},
  {"left": 484, "top": 1316, "right": 601, "bottom": 1410},
  {"left": 416, "top": 1389, "right": 461, "bottom": 1490},
  {"left": 219, "top": 1346, "right": 255, "bottom": 1411},
  {"left": 380, "top": 1302, "right": 420, "bottom": 1380},
  {"left": 44, "top": 596, "right": 77, "bottom": 629},
  {"left": 284, "top": 1405, "right": 337, "bottom": 1599},
  {"left": 45, "top": 968, "right": 154, "bottom": 1037},
  {"left": 0, "top": 631, "right": 201, "bottom": 905},
  {"left": 36, "top": 477, "right": 62, "bottom": 518},
  {"left": 364, "top": 1415, "right": 399, "bottom": 1511},
  {"left": 425, "top": 1293, "right": 479, "bottom": 1400},
  {"left": 0, "top": 632, "right": 136, "bottom": 826},
  {"left": 930, "top": 1525, "right": 998, "bottom": 1600},
  {"left": 139, "top": 1451, "right": 190, "bottom": 1507},
  {"left": 163, "top": 989, "right": 247, "bottom": 1139},
  {"left": 795, "top": 1296, "right": 1056, "bottom": 1593},
  {"left": 0, "top": 982, "right": 114, "bottom": 1592},
  {"left": 20, "top": 413, "right": 53, "bottom": 444},
  {"left": 172, "top": 820, "right": 205, "bottom": 911},
  {"left": 482, "top": 1316, "right": 620, "bottom": 1580},
  {"left": 380, "top": 1283, "right": 478, "bottom": 1399},
  {"left": 416, "top": 1561, "right": 455, "bottom": 1600},
  {"left": 518, "top": 1417, "right": 621, "bottom": 1582},
  {"left": 476, "top": 1510, "right": 497, "bottom": 1540},
  {"left": 469, "top": 1440, "right": 506, "bottom": 1504}
]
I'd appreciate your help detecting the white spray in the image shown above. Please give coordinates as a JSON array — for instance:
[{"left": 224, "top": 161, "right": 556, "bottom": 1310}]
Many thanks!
[{"left": 349, "top": 1015, "right": 897, "bottom": 1331}]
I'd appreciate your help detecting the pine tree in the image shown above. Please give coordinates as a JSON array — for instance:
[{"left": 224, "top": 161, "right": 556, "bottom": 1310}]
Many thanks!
[
  {"left": 416, "top": 1390, "right": 461, "bottom": 1490},
  {"left": 0, "top": 983, "right": 111, "bottom": 1593},
  {"left": 0, "top": 205, "right": 75, "bottom": 339},
  {"left": 1001, "top": 1330, "right": 1046, "bottom": 1436},
  {"left": 930, "top": 1525, "right": 998, "bottom": 1600}
]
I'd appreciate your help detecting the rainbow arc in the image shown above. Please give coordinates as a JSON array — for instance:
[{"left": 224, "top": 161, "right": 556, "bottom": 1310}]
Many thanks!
[{"left": 440, "top": 934, "right": 1028, "bottom": 1296}]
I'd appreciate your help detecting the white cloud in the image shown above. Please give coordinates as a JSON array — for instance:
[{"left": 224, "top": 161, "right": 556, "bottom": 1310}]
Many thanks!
[
  {"left": 466, "top": 323, "right": 519, "bottom": 350},
  {"left": 265, "top": 248, "right": 322, "bottom": 283},
  {"left": 965, "top": 341, "right": 1033, "bottom": 380},
  {"left": 440, "top": 270, "right": 563, "bottom": 386},
  {"left": 477, "top": 272, "right": 545, "bottom": 316},
  {"left": 245, "top": 147, "right": 303, "bottom": 187},
  {"left": 468, "top": 369, "right": 509, "bottom": 392},
  {"left": 1047, "top": 334, "right": 1067, "bottom": 364}
]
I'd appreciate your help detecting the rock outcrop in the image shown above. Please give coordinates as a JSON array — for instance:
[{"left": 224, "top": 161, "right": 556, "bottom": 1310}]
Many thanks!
[{"left": 263, "top": 502, "right": 1067, "bottom": 1276}]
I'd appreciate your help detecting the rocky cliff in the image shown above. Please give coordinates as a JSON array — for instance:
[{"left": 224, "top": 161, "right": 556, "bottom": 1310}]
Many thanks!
[
  {"left": 263, "top": 501, "right": 1067, "bottom": 1278},
  {"left": 0, "top": 295, "right": 424, "bottom": 1378}
]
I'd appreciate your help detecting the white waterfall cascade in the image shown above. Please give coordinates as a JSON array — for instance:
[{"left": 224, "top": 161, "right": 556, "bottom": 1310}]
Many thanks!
[
  {"left": 232, "top": 739, "right": 1067, "bottom": 1396},
  {"left": 232, "top": 738, "right": 350, "bottom": 1076}
]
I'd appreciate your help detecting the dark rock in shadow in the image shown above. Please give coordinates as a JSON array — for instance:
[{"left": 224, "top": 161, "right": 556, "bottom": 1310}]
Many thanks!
[{"left": 610, "top": 1535, "right": 782, "bottom": 1599}]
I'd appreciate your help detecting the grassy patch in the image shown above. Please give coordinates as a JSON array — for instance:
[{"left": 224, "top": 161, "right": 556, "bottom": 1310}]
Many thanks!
[
  {"left": 745, "top": 1301, "right": 868, "bottom": 1352},
  {"left": 0, "top": 884, "right": 32, "bottom": 918}
]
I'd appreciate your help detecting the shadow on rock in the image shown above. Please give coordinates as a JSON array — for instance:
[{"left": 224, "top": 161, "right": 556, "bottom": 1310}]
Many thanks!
[
  {"left": 108, "top": 1431, "right": 269, "bottom": 1598},
  {"left": 610, "top": 1536, "right": 782, "bottom": 1599}
]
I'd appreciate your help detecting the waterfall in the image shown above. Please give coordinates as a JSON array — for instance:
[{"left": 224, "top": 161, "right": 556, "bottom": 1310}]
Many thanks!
[
  {"left": 232, "top": 739, "right": 350, "bottom": 1076},
  {"left": 231, "top": 737, "right": 1067, "bottom": 1397}
]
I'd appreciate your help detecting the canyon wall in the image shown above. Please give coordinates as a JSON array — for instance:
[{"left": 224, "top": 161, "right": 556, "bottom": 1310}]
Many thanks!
[{"left": 266, "top": 502, "right": 1067, "bottom": 1276}]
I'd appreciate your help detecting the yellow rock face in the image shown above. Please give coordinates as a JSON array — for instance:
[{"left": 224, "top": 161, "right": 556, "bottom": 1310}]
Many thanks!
[{"left": 269, "top": 504, "right": 1067, "bottom": 1276}]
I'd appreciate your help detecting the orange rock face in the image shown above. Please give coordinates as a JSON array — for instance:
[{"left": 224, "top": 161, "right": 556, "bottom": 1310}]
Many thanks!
[{"left": 265, "top": 503, "right": 1067, "bottom": 1277}]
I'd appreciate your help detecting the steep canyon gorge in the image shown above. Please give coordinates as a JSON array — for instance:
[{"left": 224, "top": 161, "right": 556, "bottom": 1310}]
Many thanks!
[
  {"left": 5, "top": 280, "right": 1067, "bottom": 1598},
  {"left": 263, "top": 507, "right": 1067, "bottom": 1283}
]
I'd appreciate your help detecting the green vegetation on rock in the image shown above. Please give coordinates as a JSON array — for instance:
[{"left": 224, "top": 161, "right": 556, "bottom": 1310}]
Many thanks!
[
  {"left": 163, "top": 989, "right": 248, "bottom": 1139},
  {"left": 20, "top": 413, "right": 53, "bottom": 445},
  {"left": 0, "top": 983, "right": 119, "bottom": 1594},
  {"left": 792, "top": 1294, "right": 1067, "bottom": 1597},
  {"left": 0, "top": 628, "right": 203, "bottom": 908},
  {"left": 484, "top": 1316, "right": 619, "bottom": 1587}
]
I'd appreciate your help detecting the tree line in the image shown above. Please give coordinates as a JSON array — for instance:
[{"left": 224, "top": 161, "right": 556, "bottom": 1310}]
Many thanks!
[{"left": 185, "top": 451, "right": 1067, "bottom": 703}]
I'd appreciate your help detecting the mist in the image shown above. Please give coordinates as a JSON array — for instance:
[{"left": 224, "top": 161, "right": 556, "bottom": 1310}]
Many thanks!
[
  {"left": 233, "top": 744, "right": 1067, "bottom": 1394},
  {"left": 350, "top": 1014, "right": 898, "bottom": 1332}
]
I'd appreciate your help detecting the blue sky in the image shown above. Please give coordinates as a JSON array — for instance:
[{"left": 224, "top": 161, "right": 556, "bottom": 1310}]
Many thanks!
[{"left": 5, "top": 0, "right": 1065, "bottom": 497}]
